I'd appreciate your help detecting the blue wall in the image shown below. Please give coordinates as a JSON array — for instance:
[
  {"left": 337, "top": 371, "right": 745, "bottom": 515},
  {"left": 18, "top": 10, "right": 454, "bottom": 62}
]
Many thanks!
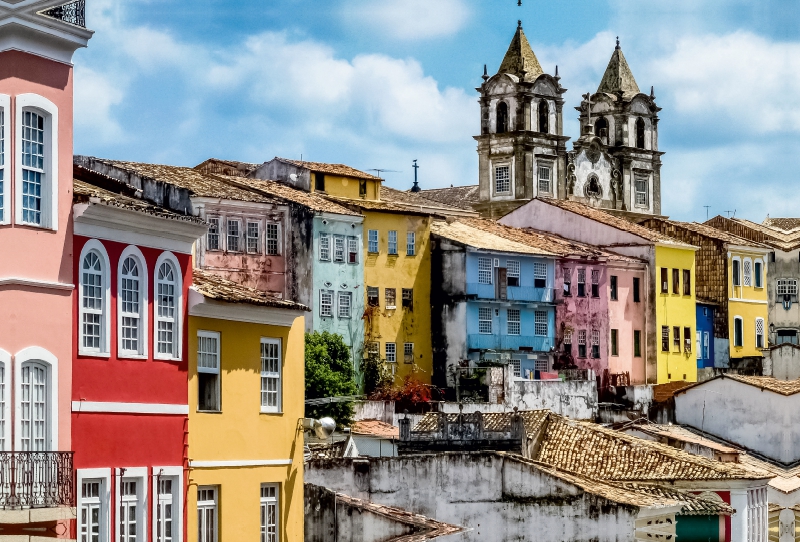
[
  {"left": 465, "top": 252, "right": 554, "bottom": 302},
  {"left": 696, "top": 304, "right": 715, "bottom": 369}
]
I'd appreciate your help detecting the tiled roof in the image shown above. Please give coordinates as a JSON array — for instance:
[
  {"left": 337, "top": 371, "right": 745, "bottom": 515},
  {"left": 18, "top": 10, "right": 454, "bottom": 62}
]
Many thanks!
[
  {"left": 675, "top": 374, "right": 800, "bottom": 397},
  {"left": 195, "top": 158, "right": 260, "bottom": 177},
  {"left": 274, "top": 157, "right": 382, "bottom": 181},
  {"left": 763, "top": 217, "right": 800, "bottom": 232},
  {"left": 351, "top": 419, "right": 399, "bottom": 439},
  {"left": 412, "top": 410, "right": 550, "bottom": 438},
  {"left": 223, "top": 177, "right": 361, "bottom": 216},
  {"left": 536, "top": 198, "right": 696, "bottom": 247},
  {"left": 305, "top": 440, "right": 350, "bottom": 461},
  {"left": 418, "top": 185, "right": 479, "bottom": 210},
  {"left": 431, "top": 220, "right": 558, "bottom": 256},
  {"left": 192, "top": 269, "right": 308, "bottom": 311},
  {"left": 73, "top": 179, "right": 206, "bottom": 224},
  {"left": 625, "top": 423, "right": 742, "bottom": 455},
  {"left": 380, "top": 187, "right": 476, "bottom": 216},
  {"left": 323, "top": 194, "right": 435, "bottom": 216},
  {"left": 707, "top": 216, "right": 800, "bottom": 251},
  {"left": 536, "top": 415, "right": 765, "bottom": 482},
  {"left": 642, "top": 218, "right": 770, "bottom": 249}
]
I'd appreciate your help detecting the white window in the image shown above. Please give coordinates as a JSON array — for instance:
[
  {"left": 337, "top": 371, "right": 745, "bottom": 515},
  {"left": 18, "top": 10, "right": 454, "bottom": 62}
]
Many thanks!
[
  {"left": 119, "top": 251, "right": 147, "bottom": 357},
  {"left": 197, "top": 332, "right": 220, "bottom": 412},
  {"left": 261, "top": 485, "right": 279, "bottom": 542},
  {"left": 478, "top": 257, "right": 493, "bottom": 284},
  {"left": 535, "top": 311, "right": 548, "bottom": 336},
  {"left": 227, "top": 219, "right": 241, "bottom": 252},
  {"left": 756, "top": 318, "right": 764, "bottom": 349},
  {"left": 732, "top": 257, "right": 741, "bottom": 287},
  {"left": 246, "top": 222, "right": 260, "bottom": 254},
  {"left": 754, "top": 260, "right": 763, "bottom": 288},
  {"left": 534, "top": 262, "right": 547, "bottom": 288},
  {"left": 734, "top": 317, "right": 744, "bottom": 347},
  {"left": 404, "top": 343, "right": 414, "bottom": 362},
  {"left": 261, "top": 339, "right": 281, "bottom": 413},
  {"left": 81, "top": 479, "right": 105, "bottom": 542},
  {"left": 0, "top": 97, "right": 7, "bottom": 224},
  {"left": 778, "top": 279, "right": 798, "bottom": 296},
  {"left": 479, "top": 307, "right": 493, "bottom": 334},
  {"left": 696, "top": 331, "right": 702, "bottom": 360},
  {"left": 507, "top": 260, "right": 520, "bottom": 287},
  {"left": 0, "top": 357, "right": 6, "bottom": 451},
  {"left": 197, "top": 487, "right": 218, "bottom": 542},
  {"left": 507, "top": 309, "right": 520, "bottom": 335},
  {"left": 334, "top": 236, "right": 345, "bottom": 262},
  {"left": 385, "top": 343, "right": 396, "bottom": 363},
  {"left": 388, "top": 230, "right": 398, "bottom": 255},
  {"left": 320, "top": 291, "right": 333, "bottom": 317},
  {"left": 743, "top": 258, "right": 752, "bottom": 287},
  {"left": 510, "top": 359, "right": 521, "bottom": 377},
  {"left": 20, "top": 361, "right": 47, "bottom": 451},
  {"left": 538, "top": 165, "right": 551, "bottom": 194},
  {"left": 155, "top": 255, "right": 181, "bottom": 360},
  {"left": 635, "top": 177, "right": 648, "bottom": 207},
  {"left": 407, "top": 231, "right": 416, "bottom": 256},
  {"left": 119, "top": 480, "right": 138, "bottom": 542},
  {"left": 368, "top": 229, "right": 379, "bottom": 253},
  {"left": 704, "top": 332, "right": 710, "bottom": 359},
  {"left": 348, "top": 237, "right": 359, "bottom": 264},
  {"left": 266, "top": 223, "right": 279, "bottom": 255},
  {"left": 338, "top": 292, "right": 352, "bottom": 318},
  {"left": 319, "top": 234, "right": 330, "bottom": 261},
  {"left": 207, "top": 217, "right": 220, "bottom": 251},
  {"left": 385, "top": 288, "right": 397, "bottom": 309},
  {"left": 15, "top": 94, "right": 57, "bottom": 229},
  {"left": 495, "top": 165, "right": 510, "bottom": 194},
  {"left": 155, "top": 479, "right": 173, "bottom": 542},
  {"left": 80, "top": 244, "right": 110, "bottom": 355}
]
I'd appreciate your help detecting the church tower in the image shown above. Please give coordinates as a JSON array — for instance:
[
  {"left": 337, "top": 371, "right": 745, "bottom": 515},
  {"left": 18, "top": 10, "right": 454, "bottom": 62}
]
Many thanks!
[
  {"left": 568, "top": 39, "right": 663, "bottom": 216},
  {"left": 473, "top": 22, "right": 570, "bottom": 218}
]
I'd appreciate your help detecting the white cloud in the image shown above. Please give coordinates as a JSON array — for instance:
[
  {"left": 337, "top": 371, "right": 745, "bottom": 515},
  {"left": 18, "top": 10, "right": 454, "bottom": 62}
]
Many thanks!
[
  {"left": 73, "top": 66, "right": 125, "bottom": 144},
  {"left": 342, "top": 0, "right": 470, "bottom": 40}
]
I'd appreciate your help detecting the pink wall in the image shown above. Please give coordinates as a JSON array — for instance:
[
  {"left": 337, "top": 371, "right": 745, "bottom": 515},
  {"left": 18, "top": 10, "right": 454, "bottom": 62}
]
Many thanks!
[
  {"left": 607, "top": 264, "right": 648, "bottom": 384},
  {"left": 202, "top": 252, "right": 285, "bottom": 293},
  {"left": 0, "top": 50, "right": 75, "bottom": 451}
]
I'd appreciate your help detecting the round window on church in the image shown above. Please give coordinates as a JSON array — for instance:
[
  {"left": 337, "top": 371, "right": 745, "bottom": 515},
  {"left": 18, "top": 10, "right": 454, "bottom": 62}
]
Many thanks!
[{"left": 585, "top": 175, "right": 602, "bottom": 198}]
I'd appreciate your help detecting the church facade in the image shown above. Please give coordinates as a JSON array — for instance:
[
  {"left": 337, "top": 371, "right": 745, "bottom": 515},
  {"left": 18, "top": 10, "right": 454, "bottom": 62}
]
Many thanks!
[{"left": 474, "top": 23, "right": 663, "bottom": 219}]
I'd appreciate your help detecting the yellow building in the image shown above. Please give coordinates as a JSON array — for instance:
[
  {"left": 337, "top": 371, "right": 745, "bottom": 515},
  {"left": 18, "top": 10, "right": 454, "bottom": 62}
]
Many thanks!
[
  {"left": 728, "top": 247, "right": 770, "bottom": 360},
  {"left": 655, "top": 244, "right": 700, "bottom": 384},
  {"left": 187, "top": 269, "right": 308, "bottom": 542}
]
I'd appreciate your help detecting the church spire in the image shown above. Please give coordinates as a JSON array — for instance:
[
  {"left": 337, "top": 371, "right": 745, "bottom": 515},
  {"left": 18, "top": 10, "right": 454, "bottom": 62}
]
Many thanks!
[
  {"left": 596, "top": 37, "right": 640, "bottom": 98},
  {"left": 497, "top": 21, "right": 543, "bottom": 81}
]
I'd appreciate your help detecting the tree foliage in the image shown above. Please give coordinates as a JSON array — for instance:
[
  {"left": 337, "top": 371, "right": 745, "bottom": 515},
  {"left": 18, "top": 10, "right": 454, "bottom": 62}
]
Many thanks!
[
  {"left": 305, "top": 331, "right": 358, "bottom": 427},
  {"left": 360, "top": 351, "right": 394, "bottom": 396}
]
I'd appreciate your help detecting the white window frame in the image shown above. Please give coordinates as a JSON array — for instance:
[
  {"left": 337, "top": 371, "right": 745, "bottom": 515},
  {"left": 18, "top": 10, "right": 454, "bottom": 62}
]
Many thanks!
[
  {"left": 634, "top": 175, "right": 649, "bottom": 208},
  {"left": 507, "top": 260, "right": 520, "bottom": 286},
  {"left": 478, "top": 307, "right": 493, "bottom": 334},
  {"left": 535, "top": 311, "right": 548, "bottom": 337},
  {"left": 0, "top": 350, "right": 8, "bottom": 451},
  {"left": 320, "top": 290, "right": 333, "bottom": 317},
  {"left": 348, "top": 237, "right": 359, "bottom": 264},
  {"left": 754, "top": 259, "right": 764, "bottom": 288},
  {"left": 368, "top": 229, "right": 379, "bottom": 253},
  {"left": 265, "top": 222, "right": 279, "bottom": 255},
  {"left": 154, "top": 252, "right": 183, "bottom": 361},
  {"left": 319, "top": 233, "right": 331, "bottom": 261},
  {"left": 734, "top": 316, "right": 744, "bottom": 347},
  {"left": 507, "top": 309, "right": 521, "bottom": 336},
  {"left": 403, "top": 342, "right": 414, "bottom": 361},
  {"left": 79, "top": 240, "right": 111, "bottom": 356},
  {"left": 77, "top": 469, "right": 111, "bottom": 542},
  {"left": 406, "top": 231, "right": 416, "bottom": 256},
  {"left": 226, "top": 218, "right": 241, "bottom": 252},
  {"left": 756, "top": 317, "right": 765, "bottom": 349},
  {"left": 334, "top": 236, "right": 345, "bottom": 263},
  {"left": 388, "top": 230, "right": 398, "bottom": 255},
  {"left": 197, "top": 486, "right": 218, "bottom": 542},
  {"left": 696, "top": 331, "right": 702, "bottom": 360},
  {"left": 704, "top": 331, "right": 710, "bottom": 359},
  {"left": 197, "top": 331, "right": 221, "bottom": 413},
  {"left": 385, "top": 288, "right": 397, "bottom": 309},
  {"left": 14, "top": 346, "right": 58, "bottom": 451},
  {"left": 534, "top": 262, "right": 547, "bottom": 287},
  {"left": 15, "top": 93, "right": 58, "bottom": 229},
  {"left": 260, "top": 338, "right": 282, "bottom": 414},
  {"left": 385, "top": 342, "right": 396, "bottom": 363},
  {"left": 338, "top": 291, "right": 352, "bottom": 319},
  {"left": 261, "top": 484, "right": 280, "bottom": 542},
  {"left": 494, "top": 165, "right": 511, "bottom": 195},
  {"left": 732, "top": 256, "right": 742, "bottom": 287},
  {"left": 0, "top": 94, "right": 9, "bottom": 225},
  {"left": 537, "top": 164, "right": 552, "bottom": 194},
  {"left": 743, "top": 257, "right": 752, "bottom": 287},
  {"left": 115, "top": 467, "right": 147, "bottom": 542},
  {"left": 206, "top": 217, "right": 220, "bottom": 251},
  {"left": 246, "top": 221, "right": 261, "bottom": 254},
  {"left": 152, "top": 467, "right": 183, "bottom": 542},
  {"left": 118, "top": 246, "right": 149, "bottom": 358},
  {"left": 478, "top": 257, "right": 493, "bottom": 285}
]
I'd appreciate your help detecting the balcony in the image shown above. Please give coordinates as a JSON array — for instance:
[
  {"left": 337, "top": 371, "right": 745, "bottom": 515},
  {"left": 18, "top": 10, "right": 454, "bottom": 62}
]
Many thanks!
[
  {"left": 466, "top": 283, "right": 554, "bottom": 303},
  {"left": 0, "top": 452, "right": 75, "bottom": 510},
  {"left": 467, "top": 334, "right": 554, "bottom": 352},
  {"left": 39, "top": 1, "right": 86, "bottom": 28}
]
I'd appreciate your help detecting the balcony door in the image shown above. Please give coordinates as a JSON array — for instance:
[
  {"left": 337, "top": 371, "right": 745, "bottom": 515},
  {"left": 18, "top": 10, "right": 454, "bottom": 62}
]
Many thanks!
[{"left": 20, "top": 361, "right": 48, "bottom": 451}]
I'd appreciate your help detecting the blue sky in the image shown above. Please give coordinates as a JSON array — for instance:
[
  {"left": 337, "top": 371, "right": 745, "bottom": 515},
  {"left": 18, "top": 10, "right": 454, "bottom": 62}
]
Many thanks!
[{"left": 74, "top": 0, "right": 800, "bottom": 222}]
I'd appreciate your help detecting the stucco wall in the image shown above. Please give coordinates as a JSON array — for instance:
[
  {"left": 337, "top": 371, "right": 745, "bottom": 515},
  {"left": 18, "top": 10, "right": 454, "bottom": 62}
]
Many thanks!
[
  {"left": 675, "top": 378, "right": 800, "bottom": 464},
  {"left": 305, "top": 454, "right": 639, "bottom": 542},
  {"left": 764, "top": 344, "right": 800, "bottom": 380}
]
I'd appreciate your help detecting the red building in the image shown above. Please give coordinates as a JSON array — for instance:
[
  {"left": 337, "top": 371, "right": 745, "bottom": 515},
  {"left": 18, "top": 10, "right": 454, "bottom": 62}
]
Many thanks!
[{"left": 72, "top": 172, "right": 206, "bottom": 542}]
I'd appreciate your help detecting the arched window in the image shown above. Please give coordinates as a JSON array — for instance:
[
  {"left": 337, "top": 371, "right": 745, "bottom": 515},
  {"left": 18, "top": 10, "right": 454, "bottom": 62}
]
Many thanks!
[
  {"left": 81, "top": 252, "right": 104, "bottom": 352},
  {"left": 20, "top": 361, "right": 47, "bottom": 451},
  {"left": 594, "top": 117, "right": 609, "bottom": 140},
  {"left": 636, "top": 117, "right": 646, "bottom": 149},
  {"left": 733, "top": 316, "right": 743, "bottom": 347},
  {"left": 538, "top": 100, "right": 549, "bottom": 134},
  {"left": 155, "top": 253, "right": 183, "bottom": 360},
  {"left": 118, "top": 247, "right": 148, "bottom": 357},
  {"left": 15, "top": 94, "right": 58, "bottom": 229},
  {"left": 496, "top": 102, "right": 509, "bottom": 134}
]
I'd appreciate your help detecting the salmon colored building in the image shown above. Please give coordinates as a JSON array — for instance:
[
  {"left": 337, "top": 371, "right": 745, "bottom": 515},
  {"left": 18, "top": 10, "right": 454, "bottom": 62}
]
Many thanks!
[
  {"left": 72, "top": 172, "right": 207, "bottom": 542},
  {"left": 0, "top": 0, "right": 92, "bottom": 537}
]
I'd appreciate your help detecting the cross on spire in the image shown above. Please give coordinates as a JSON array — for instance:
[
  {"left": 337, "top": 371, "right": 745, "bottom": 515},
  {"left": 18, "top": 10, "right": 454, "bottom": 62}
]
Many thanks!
[{"left": 616, "top": 36, "right": 620, "bottom": 49}]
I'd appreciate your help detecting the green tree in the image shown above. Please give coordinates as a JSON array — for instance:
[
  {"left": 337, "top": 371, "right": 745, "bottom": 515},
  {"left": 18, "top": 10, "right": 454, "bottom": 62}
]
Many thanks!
[{"left": 305, "top": 331, "right": 358, "bottom": 427}]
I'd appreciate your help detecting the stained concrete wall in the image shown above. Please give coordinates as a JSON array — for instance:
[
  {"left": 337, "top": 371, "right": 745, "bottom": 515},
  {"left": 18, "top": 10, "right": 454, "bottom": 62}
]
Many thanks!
[
  {"left": 305, "top": 454, "right": 639, "bottom": 542},
  {"left": 762, "top": 344, "right": 800, "bottom": 380},
  {"left": 675, "top": 377, "right": 800, "bottom": 464}
]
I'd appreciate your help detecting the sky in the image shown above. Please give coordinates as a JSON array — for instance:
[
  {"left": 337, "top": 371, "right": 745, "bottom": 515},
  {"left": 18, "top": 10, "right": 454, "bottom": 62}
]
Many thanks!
[{"left": 73, "top": 0, "right": 800, "bottom": 222}]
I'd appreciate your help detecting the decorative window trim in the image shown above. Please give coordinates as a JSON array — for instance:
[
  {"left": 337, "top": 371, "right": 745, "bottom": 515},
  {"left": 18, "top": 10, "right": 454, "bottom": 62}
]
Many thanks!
[
  {"left": 77, "top": 468, "right": 111, "bottom": 542},
  {"left": 117, "top": 246, "right": 149, "bottom": 359},
  {"left": 0, "top": 94, "right": 9, "bottom": 225},
  {"left": 260, "top": 338, "right": 282, "bottom": 414},
  {"left": 14, "top": 346, "right": 58, "bottom": 451},
  {"left": 260, "top": 484, "right": 280, "bottom": 542},
  {"left": 153, "top": 252, "right": 183, "bottom": 361},
  {"left": 79, "top": 239, "right": 111, "bottom": 356},
  {"left": 15, "top": 93, "right": 58, "bottom": 230},
  {"left": 197, "top": 331, "right": 221, "bottom": 413},
  {"left": 152, "top": 466, "right": 183, "bottom": 542},
  {"left": 743, "top": 257, "right": 752, "bottom": 287},
  {"left": 755, "top": 317, "right": 765, "bottom": 349},
  {"left": 537, "top": 162, "right": 552, "bottom": 195},
  {"left": 115, "top": 466, "right": 147, "bottom": 542},
  {"left": 494, "top": 164, "right": 512, "bottom": 196},
  {"left": 0, "top": 349, "right": 9, "bottom": 450}
]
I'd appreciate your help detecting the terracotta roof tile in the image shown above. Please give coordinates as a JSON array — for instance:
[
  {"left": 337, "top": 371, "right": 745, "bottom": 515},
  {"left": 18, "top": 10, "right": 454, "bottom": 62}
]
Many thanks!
[
  {"left": 305, "top": 440, "right": 350, "bottom": 461},
  {"left": 642, "top": 218, "right": 771, "bottom": 249},
  {"left": 763, "top": 217, "right": 800, "bottom": 232},
  {"left": 418, "top": 185, "right": 480, "bottom": 211},
  {"left": 274, "top": 157, "right": 382, "bottom": 181},
  {"left": 195, "top": 158, "right": 260, "bottom": 177},
  {"left": 192, "top": 269, "right": 308, "bottom": 311},
  {"left": 380, "top": 187, "right": 477, "bottom": 216},
  {"left": 351, "top": 419, "right": 399, "bottom": 439},
  {"left": 411, "top": 410, "right": 550, "bottom": 439},
  {"left": 675, "top": 374, "right": 800, "bottom": 397},
  {"left": 222, "top": 177, "right": 360, "bottom": 216},
  {"left": 323, "top": 194, "right": 435, "bottom": 216}
]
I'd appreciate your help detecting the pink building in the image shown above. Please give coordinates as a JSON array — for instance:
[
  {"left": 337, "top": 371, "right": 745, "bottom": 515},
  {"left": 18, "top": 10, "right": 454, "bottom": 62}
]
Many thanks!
[{"left": 0, "top": 0, "right": 93, "bottom": 536}]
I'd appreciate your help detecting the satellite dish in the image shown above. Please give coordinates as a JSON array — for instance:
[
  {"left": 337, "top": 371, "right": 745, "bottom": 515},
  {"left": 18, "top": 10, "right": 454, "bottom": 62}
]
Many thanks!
[
  {"left": 302, "top": 417, "right": 336, "bottom": 439},
  {"left": 289, "top": 173, "right": 298, "bottom": 183}
]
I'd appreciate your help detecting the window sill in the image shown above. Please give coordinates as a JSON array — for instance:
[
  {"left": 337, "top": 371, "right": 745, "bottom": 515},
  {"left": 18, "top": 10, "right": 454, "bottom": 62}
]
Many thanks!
[
  {"left": 197, "top": 409, "right": 222, "bottom": 414},
  {"left": 386, "top": 306, "right": 397, "bottom": 310},
  {"left": 154, "top": 355, "right": 182, "bottom": 362},
  {"left": 78, "top": 351, "right": 111, "bottom": 359},
  {"left": 260, "top": 408, "right": 282, "bottom": 415},
  {"left": 118, "top": 354, "right": 148, "bottom": 360}
]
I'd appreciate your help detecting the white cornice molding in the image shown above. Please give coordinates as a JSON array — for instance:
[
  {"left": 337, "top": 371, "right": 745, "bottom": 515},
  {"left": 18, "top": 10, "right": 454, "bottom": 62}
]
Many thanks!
[
  {"left": 188, "top": 289, "right": 304, "bottom": 327},
  {"left": 72, "top": 401, "right": 189, "bottom": 415},
  {"left": 188, "top": 459, "right": 292, "bottom": 468},
  {"left": 0, "top": 277, "right": 73, "bottom": 290},
  {"left": 74, "top": 202, "right": 207, "bottom": 254}
]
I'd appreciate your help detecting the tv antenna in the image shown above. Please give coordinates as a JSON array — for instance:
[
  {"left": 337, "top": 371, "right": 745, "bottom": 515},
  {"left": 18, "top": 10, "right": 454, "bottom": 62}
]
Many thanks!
[
  {"left": 703, "top": 206, "right": 710, "bottom": 221},
  {"left": 367, "top": 168, "right": 401, "bottom": 179},
  {"left": 725, "top": 210, "right": 733, "bottom": 218}
]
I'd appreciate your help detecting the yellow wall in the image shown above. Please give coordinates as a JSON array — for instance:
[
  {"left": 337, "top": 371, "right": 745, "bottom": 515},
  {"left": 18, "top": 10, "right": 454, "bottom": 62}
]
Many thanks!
[
  {"left": 311, "top": 173, "right": 382, "bottom": 201},
  {"left": 655, "top": 245, "right": 699, "bottom": 384},
  {"left": 187, "top": 314, "right": 306, "bottom": 542},
  {"left": 728, "top": 250, "right": 769, "bottom": 359},
  {"left": 363, "top": 210, "right": 433, "bottom": 385}
]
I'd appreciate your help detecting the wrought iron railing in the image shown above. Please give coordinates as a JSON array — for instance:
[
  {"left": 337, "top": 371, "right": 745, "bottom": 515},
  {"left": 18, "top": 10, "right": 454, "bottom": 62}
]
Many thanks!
[
  {"left": 39, "top": 1, "right": 86, "bottom": 28},
  {"left": 0, "top": 452, "right": 75, "bottom": 509}
]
